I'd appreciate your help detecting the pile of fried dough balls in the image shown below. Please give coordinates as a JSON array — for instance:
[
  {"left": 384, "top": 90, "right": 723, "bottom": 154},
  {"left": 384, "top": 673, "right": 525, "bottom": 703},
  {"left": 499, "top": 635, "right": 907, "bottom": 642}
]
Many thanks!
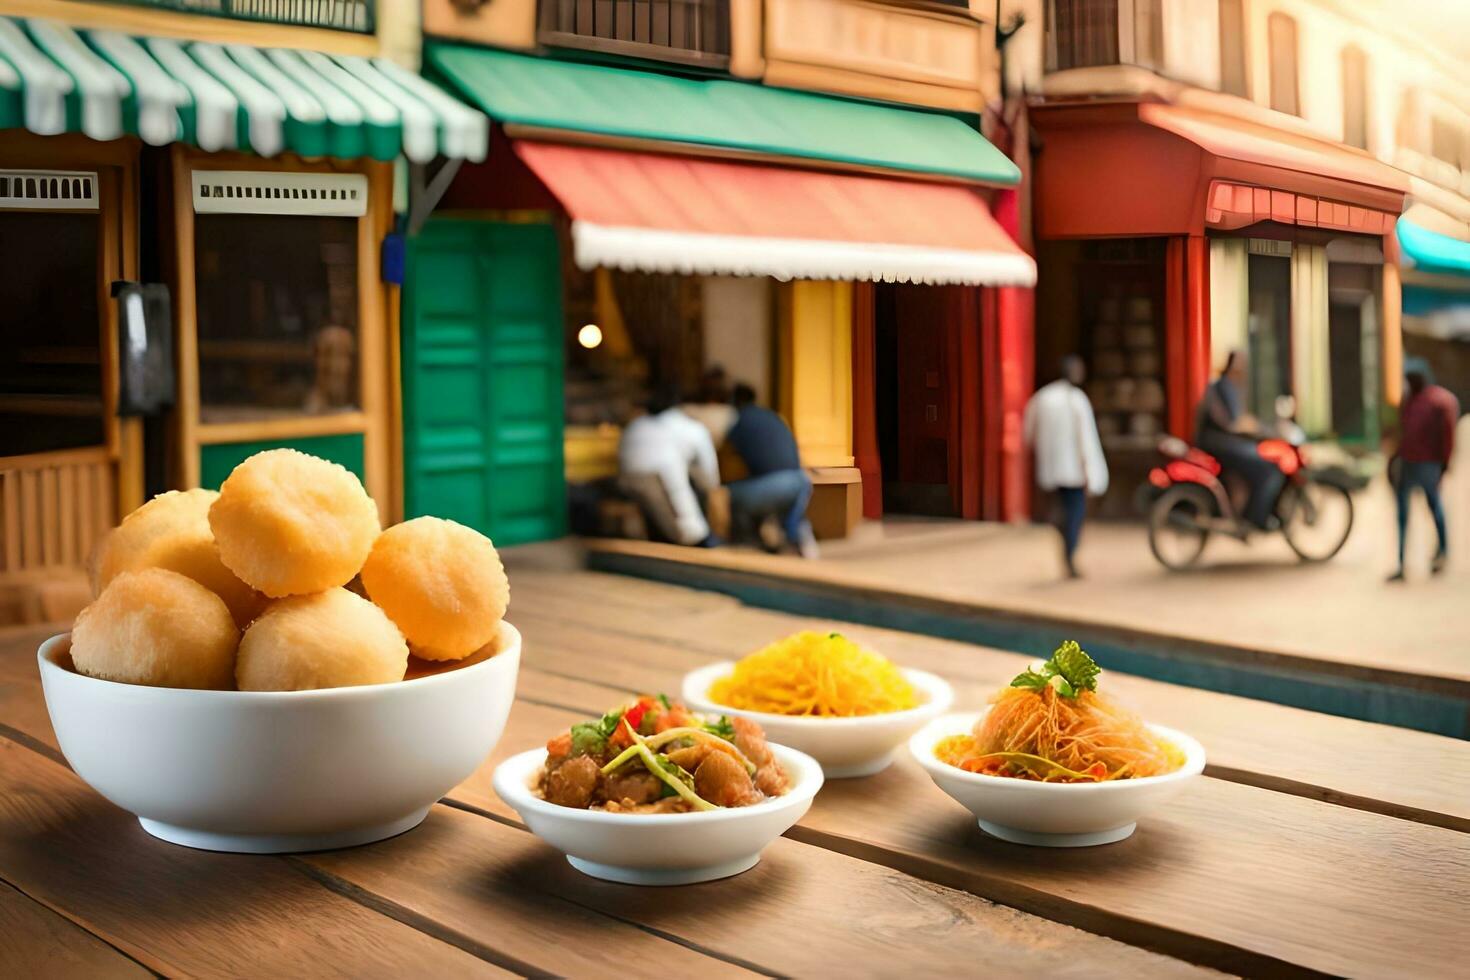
[{"left": 70, "top": 449, "right": 510, "bottom": 691}]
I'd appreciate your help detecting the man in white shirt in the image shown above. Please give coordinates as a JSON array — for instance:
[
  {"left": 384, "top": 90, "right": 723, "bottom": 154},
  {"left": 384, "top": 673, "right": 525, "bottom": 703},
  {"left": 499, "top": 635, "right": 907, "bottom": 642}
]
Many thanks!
[
  {"left": 1023, "top": 355, "right": 1109, "bottom": 578},
  {"left": 618, "top": 385, "right": 722, "bottom": 547}
]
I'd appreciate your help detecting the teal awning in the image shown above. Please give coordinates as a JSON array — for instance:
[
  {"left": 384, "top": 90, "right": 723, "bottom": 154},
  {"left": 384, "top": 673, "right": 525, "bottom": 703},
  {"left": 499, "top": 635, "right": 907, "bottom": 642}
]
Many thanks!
[
  {"left": 425, "top": 44, "right": 1019, "bottom": 185},
  {"left": 0, "top": 17, "right": 487, "bottom": 162},
  {"left": 1398, "top": 217, "right": 1470, "bottom": 278}
]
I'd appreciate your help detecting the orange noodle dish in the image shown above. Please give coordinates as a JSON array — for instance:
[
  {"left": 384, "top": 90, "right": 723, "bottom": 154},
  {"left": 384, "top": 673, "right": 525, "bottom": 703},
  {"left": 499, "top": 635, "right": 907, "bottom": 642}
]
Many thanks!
[
  {"left": 539, "top": 695, "right": 790, "bottom": 813},
  {"left": 935, "top": 642, "right": 1182, "bottom": 782}
]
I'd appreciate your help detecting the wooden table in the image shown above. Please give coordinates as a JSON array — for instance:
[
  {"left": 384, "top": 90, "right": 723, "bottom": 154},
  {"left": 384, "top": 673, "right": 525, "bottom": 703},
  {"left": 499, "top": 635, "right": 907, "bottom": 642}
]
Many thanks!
[{"left": 2, "top": 565, "right": 1466, "bottom": 978}]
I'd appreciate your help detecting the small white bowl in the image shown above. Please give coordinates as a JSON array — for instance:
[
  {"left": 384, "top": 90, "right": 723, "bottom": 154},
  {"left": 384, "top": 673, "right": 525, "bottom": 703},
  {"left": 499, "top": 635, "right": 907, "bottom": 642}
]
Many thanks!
[
  {"left": 910, "top": 711, "right": 1205, "bottom": 847},
  {"left": 493, "top": 742, "right": 823, "bottom": 885},
  {"left": 38, "top": 621, "right": 522, "bottom": 854},
  {"left": 682, "top": 662, "right": 954, "bottom": 778}
]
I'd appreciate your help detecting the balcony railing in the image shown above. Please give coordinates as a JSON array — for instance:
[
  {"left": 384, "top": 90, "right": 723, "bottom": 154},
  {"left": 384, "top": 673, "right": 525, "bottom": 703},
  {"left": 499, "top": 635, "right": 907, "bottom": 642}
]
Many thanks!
[
  {"left": 538, "top": 0, "right": 731, "bottom": 70},
  {"left": 100, "top": 1, "right": 375, "bottom": 33}
]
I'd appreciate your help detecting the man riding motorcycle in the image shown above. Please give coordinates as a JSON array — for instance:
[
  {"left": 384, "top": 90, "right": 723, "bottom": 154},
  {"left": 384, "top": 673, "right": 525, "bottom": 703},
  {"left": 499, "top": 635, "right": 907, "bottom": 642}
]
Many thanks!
[{"left": 1194, "top": 350, "right": 1284, "bottom": 530}]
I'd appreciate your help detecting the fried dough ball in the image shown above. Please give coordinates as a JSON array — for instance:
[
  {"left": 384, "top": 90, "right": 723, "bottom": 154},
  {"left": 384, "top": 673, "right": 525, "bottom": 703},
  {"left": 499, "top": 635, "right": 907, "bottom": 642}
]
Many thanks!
[
  {"left": 94, "top": 488, "right": 264, "bottom": 628},
  {"left": 71, "top": 568, "right": 239, "bottom": 690},
  {"left": 209, "top": 450, "right": 380, "bottom": 598},
  {"left": 235, "top": 588, "right": 408, "bottom": 691},
  {"left": 360, "top": 517, "right": 509, "bottom": 662}
]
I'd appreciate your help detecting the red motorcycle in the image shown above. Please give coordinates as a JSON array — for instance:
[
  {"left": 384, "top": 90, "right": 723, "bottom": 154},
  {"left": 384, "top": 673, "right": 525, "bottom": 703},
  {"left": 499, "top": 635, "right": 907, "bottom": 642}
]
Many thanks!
[{"left": 1144, "top": 419, "right": 1356, "bottom": 570}]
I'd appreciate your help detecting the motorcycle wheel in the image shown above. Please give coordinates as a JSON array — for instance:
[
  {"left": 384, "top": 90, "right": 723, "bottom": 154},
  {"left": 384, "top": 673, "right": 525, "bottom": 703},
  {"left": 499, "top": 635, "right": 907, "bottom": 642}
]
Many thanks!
[
  {"left": 1280, "top": 481, "right": 1354, "bottom": 562},
  {"left": 1148, "top": 484, "right": 1213, "bottom": 570}
]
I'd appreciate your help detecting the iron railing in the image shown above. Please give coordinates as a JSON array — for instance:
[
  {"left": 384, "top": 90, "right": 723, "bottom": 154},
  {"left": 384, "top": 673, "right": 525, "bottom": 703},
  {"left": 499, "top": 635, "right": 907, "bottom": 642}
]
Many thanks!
[
  {"left": 100, "top": 0, "right": 374, "bottom": 33},
  {"left": 538, "top": 0, "right": 731, "bottom": 70}
]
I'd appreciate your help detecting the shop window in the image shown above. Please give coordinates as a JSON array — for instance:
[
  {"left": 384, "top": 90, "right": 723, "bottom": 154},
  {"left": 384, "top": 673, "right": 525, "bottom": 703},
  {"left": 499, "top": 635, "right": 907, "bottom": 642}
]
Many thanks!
[
  {"left": 0, "top": 212, "right": 105, "bottom": 456},
  {"left": 194, "top": 214, "right": 359, "bottom": 424},
  {"left": 1048, "top": 0, "right": 1120, "bottom": 70},
  {"left": 1047, "top": 0, "right": 1164, "bottom": 72},
  {"left": 1341, "top": 46, "right": 1368, "bottom": 150},
  {"left": 1218, "top": 0, "right": 1248, "bottom": 97},
  {"left": 1246, "top": 245, "right": 1293, "bottom": 422},
  {"left": 537, "top": 0, "right": 731, "bottom": 70},
  {"left": 1267, "top": 13, "right": 1300, "bottom": 116}
]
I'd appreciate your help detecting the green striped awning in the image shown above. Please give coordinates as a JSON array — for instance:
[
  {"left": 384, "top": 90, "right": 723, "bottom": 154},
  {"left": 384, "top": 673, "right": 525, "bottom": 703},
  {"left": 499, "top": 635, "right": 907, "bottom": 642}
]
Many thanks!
[{"left": 0, "top": 17, "right": 487, "bottom": 162}]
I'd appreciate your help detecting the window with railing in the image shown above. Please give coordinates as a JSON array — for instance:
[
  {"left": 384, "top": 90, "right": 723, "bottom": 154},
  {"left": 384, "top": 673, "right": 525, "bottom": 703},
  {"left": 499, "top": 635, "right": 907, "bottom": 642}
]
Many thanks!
[
  {"left": 1046, "top": 0, "right": 1163, "bottom": 72},
  {"left": 537, "top": 0, "right": 731, "bottom": 70},
  {"left": 100, "top": 1, "right": 374, "bottom": 33}
]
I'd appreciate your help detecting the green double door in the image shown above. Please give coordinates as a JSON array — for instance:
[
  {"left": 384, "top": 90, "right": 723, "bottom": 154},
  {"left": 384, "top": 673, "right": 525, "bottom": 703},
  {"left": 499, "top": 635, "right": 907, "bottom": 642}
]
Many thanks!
[{"left": 402, "top": 217, "right": 566, "bottom": 545}]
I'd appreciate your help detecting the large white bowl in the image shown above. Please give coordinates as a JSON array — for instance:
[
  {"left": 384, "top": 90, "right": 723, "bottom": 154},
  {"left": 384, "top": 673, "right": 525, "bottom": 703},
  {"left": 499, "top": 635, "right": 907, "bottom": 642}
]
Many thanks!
[
  {"left": 682, "top": 662, "right": 954, "bottom": 778},
  {"left": 910, "top": 711, "right": 1205, "bottom": 847},
  {"left": 37, "top": 621, "right": 522, "bottom": 854},
  {"left": 494, "top": 742, "right": 822, "bottom": 885}
]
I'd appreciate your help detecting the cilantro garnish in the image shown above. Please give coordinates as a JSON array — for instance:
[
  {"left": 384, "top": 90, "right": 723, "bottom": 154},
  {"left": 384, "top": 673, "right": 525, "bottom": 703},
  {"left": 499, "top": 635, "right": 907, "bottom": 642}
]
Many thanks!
[{"left": 1009, "top": 641, "right": 1100, "bottom": 699}]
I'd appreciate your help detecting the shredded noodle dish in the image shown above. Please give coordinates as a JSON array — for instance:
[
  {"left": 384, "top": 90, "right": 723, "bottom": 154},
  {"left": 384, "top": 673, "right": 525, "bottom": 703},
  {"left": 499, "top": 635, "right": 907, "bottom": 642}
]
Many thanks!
[
  {"left": 935, "top": 642, "right": 1181, "bottom": 782},
  {"left": 708, "top": 631, "right": 919, "bottom": 717}
]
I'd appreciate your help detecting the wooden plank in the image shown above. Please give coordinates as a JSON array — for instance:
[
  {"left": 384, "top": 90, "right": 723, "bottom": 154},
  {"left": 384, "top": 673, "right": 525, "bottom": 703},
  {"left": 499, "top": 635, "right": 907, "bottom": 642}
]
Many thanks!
[
  {"left": 0, "top": 631, "right": 1213, "bottom": 979},
  {"left": 1, "top": 472, "right": 19, "bottom": 574},
  {"left": 0, "top": 739, "right": 511, "bottom": 978},
  {"left": 18, "top": 471, "right": 39, "bottom": 570},
  {"left": 38, "top": 466, "right": 58, "bottom": 569},
  {"left": 74, "top": 464, "right": 95, "bottom": 567},
  {"left": 57, "top": 465, "right": 76, "bottom": 569},
  {"left": 488, "top": 664, "right": 1470, "bottom": 977},
  {"left": 0, "top": 878, "right": 151, "bottom": 980},
  {"left": 503, "top": 567, "right": 1470, "bottom": 830}
]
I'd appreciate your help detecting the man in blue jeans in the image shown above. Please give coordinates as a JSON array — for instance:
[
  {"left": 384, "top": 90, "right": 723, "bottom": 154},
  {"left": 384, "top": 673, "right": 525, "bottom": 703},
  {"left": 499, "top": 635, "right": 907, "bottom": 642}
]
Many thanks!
[
  {"left": 1389, "top": 364, "right": 1459, "bottom": 582},
  {"left": 724, "top": 384, "right": 819, "bottom": 559}
]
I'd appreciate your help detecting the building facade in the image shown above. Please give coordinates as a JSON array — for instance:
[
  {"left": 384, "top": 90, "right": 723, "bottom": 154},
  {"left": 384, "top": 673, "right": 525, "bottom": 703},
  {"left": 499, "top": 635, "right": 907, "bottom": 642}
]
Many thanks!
[
  {"left": 0, "top": 0, "right": 486, "bottom": 617},
  {"left": 1003, "top": 0, "right": 1470, "bottom": 510},
  {"left": 410, "top": 0, "right": 1036, "bottom": 547}
]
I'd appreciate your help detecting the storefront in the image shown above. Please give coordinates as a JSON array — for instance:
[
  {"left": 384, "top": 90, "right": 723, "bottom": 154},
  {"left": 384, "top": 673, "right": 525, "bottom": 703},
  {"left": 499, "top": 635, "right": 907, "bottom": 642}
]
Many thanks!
[
  {"left": 1031, "top": 101, "right": 1407, "bottom": 512},
  {"left": 0, "top": 15, "right": 485, "bottom": 597},
  {"left": 1396, "top": 214, "right": 1470, "bottom": 408},
  {"left": 407, "top": 46, "right": 1033, "bottom": 545}
]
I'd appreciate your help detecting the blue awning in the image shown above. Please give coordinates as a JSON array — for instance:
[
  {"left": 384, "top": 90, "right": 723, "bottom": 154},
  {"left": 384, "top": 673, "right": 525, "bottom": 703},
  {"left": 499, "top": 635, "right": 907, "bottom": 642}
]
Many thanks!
[{"left": 1398, "top": 217, "right": 1470, "bottom": 277}]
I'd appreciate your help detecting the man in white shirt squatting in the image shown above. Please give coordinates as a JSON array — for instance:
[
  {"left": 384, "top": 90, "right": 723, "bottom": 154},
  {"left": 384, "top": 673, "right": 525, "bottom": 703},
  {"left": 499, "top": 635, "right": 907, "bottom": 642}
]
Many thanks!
[
  {"left": 1023, "top": 355, "right": 1109, "bottom": 578},
  {"left": 617, "top": 384, "right": 723, "bottom": 548}
]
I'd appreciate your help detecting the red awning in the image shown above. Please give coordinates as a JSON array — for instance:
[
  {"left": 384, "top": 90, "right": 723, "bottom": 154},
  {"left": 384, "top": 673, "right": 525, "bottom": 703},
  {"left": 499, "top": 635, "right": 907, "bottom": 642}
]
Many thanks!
[
  {"left": 510, "top": 141, "right": 1035, "bottom": 287},
  {"left": 1032, "top": 102, "right": 1407, "bottom": 239}
]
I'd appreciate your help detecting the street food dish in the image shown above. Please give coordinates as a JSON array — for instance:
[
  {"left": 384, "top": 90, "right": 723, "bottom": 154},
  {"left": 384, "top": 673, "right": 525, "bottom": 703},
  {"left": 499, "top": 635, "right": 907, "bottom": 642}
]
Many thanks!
[
  {"left": 707, "top": 630, "right": 918, "bottom": 717},
  {"left": 537, "top": 696, "right": 789, "bottom": 813},
  {"left": 683, "top": 638, "right": 953, "bottom": 778},
  {"left": 494, "top": 706, "right": 822, "bottom": 885},
  {"left": 934, "top": 642, "right": 1182, "bottom": 782},
  {"left": 65, "top": 449, "right": 513, "bottom": 694},
  {"left": 208, "top": 448, "right": 381, "bottom": 597},
  {"left": 361, "top": 516, "right": 509, "bottom": 661},
  {"left": 235, "top": 588, "right": 410, "bottom": 691},
  {"left": 70, "top": 568, "right": 239, "bottom": 690},
  {"left": 38, "top": 622, "right": 522, "bottom": 853},
  {"left": 92, "top": 488, "right": 263, "bottom": 628},
  {"left": 911, "top": 641, "right": 1205, "bottom": 846}
]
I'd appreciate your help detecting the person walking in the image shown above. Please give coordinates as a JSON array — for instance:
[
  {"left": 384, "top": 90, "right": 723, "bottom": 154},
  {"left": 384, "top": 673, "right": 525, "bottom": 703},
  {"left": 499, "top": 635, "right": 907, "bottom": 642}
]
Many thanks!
[
  {"left": 1388, "top": 363, "right": 1459, "bottom": 582},
  {"left": 1023, "top": 355, "right": 1108, "bottom": 578},
  {"left": 617, "top": 384, "right": 722, "bottom": 548},
  {"left": 724, "top": 383, "right": 819, "bottom": 559}
]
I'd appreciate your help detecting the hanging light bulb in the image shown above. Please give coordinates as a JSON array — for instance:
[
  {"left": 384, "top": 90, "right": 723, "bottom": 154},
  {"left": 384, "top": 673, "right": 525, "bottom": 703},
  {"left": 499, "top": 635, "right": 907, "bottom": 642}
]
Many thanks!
[{"left": 578, "top": 323, "right": 603, "bottom": 349}]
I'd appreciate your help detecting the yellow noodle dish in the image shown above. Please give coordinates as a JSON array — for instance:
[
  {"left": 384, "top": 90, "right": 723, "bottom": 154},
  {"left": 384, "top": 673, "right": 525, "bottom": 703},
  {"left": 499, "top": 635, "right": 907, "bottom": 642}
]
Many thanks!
[{"left": 708, "top": 631, "right": 919, "bottom": 717}]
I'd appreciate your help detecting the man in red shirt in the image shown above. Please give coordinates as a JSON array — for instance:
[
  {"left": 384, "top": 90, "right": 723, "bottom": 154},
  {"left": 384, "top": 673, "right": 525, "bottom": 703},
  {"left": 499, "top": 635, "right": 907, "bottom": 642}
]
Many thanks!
[{"left": 1389, "top": 365, "right": 1460, "bottom": 582}]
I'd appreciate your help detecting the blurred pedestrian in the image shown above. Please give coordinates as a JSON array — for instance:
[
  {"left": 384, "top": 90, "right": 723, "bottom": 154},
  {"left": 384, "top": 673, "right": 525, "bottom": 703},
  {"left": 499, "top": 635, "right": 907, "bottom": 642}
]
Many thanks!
[
  {"left": 1388, "top": 363, "right": 1459, "bottom": 582},
  {"left": 725, "top": 383, "right": 819, "bottom": 559},
  {"left": 1196, "top": 349, "right": 1282, "bottom": 530},
  {"left": 618, "top": 383, "right": 722, "bottom": 548},
  {"left": 1024, "top": 355, "right": 1108, "bottom": 578}
]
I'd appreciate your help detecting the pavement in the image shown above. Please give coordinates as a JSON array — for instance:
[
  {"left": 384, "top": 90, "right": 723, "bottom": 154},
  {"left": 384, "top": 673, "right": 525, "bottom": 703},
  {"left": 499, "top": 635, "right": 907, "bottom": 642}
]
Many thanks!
[{"left": 584, "top": 434, "right": 1470, "bottom": 690}]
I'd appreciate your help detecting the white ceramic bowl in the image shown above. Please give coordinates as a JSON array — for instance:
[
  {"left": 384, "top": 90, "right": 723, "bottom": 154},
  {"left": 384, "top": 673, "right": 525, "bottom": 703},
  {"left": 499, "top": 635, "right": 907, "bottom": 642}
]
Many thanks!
[
  {"left": 682, "top": 662, "right": 954, "bottom": 778},
  {"left": 493, "top": 742, "right": 822, "bottom": 885},
  {"left": 910, "top": 711, "right": 1205, "bottom": 847},
  {"left": 37, "top": 621, "right": 522, "bottom": 854}
]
